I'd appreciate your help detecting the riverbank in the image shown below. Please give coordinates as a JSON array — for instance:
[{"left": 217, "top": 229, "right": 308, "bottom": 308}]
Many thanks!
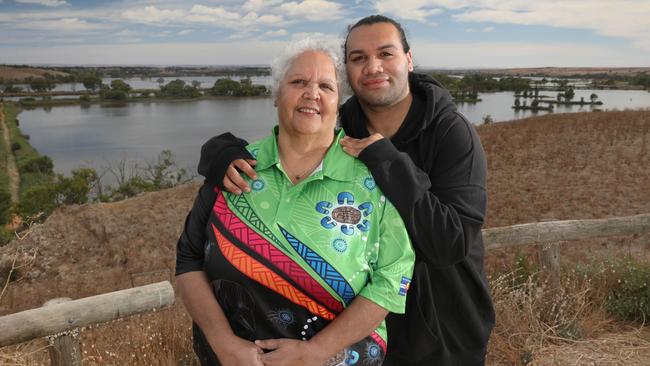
[
  {"left": 0, "top": 103, "right": 19, "bottom": 202},
  {"left": 12, "top": 93, "right": 271, "bottom": 108},
  {"left": 0, "top": 110, "right": 649, "bottom": 365},
  {"left": 2, "top": 103, "right": 53, "bottom": 196}
]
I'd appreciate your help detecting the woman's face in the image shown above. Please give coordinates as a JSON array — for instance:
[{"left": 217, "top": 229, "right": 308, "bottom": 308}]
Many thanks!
[{"left": 276, "top": 51, "right": 339, "bottom": 137}]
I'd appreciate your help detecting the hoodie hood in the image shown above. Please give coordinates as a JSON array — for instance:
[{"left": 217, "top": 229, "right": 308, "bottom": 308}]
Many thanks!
[{"left": 340, "top": 72, "right": 457, "bottom": 144}]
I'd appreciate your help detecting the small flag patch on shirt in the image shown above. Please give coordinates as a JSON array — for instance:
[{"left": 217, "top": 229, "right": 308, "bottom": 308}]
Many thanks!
[{"left": 399, "top": 276, "right": 411, "bottom": 296}]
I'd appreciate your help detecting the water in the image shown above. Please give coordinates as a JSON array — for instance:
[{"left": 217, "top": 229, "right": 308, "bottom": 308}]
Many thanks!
[
  {"left": 16, "top": 89, "right": 650, "bottom": 176},
  {"left": 18, "top": 98, "right": 277, "bottom": 176}
]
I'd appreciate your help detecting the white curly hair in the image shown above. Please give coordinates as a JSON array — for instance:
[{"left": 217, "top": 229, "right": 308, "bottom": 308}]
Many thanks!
[{"left": 270, "top": 37, "right": 346, "bottom": 102}]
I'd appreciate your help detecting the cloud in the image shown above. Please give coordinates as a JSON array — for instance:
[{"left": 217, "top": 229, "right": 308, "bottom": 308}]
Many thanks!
[
  {"left": 178, "top": 29, "right": 192, "bottom": 36},
  {"left": 188, "top": 5, "right": 241, "bottom": 22},
  {"left": 242, "top": 0, "right": 283, "bottom": 12},
  {"left": 411, "top": 39, "right": 648, "bottom": 68},
  {"left": 15, "top": 0, "right": 69, "bottom": 7},
  {"left": 280, "top": 0, "right": 344, "bottom": 21},
  {"left": 482, "top": 26, "right": 493, "bottom": 32},
  {"left": 374, "top": 0, "right": 443, "bottom": 22},
  {"left": 264, "top": 29, "right": 288, "bottom": 37},
  {"left": 406, "top": 0, "right": 650, "bottom": 51},
  {"left": 15, "top": 18, "right": 110, "bottom": 31},
  {"left": 121, "top": 6, "right": 184, "bottom": 24},
  {"left": 3, "top": 39, "right": 646, "bottom": 67}
]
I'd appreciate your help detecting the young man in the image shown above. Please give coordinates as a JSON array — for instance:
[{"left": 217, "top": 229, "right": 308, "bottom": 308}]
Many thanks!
[{"left": 198, "top": 15, "right": 494, "bottom": 366}]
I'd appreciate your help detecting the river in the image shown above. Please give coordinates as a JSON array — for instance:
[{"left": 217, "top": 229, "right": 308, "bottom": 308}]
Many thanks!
[{"left": 16, "top": 88, "right": 650, "bottom": 177}]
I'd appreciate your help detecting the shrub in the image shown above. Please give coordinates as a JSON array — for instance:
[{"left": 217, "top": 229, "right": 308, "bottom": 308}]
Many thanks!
[
  {"left": 11, "top": 142, "right": 21, "bottom": 152},
  {"left": 604, "top": 259, "right": 650, "bottom": 321},
  {"left": 20, "top": 156, "right": 54, "bottom": 174},
  {"left": 79, "top": 94, "right": 91, "bottom": 102},
  {"left": 55, "top": 168, "right": 98, "bottom": 205},
  {"left": 17, "top": 184, "right": 57, "bottom": 218},
  {"left": 0, "top": 189, "right": 11, "bottom": 225},
  {"left": 0, "top": 227, "right": 13, "bottom": 246}
]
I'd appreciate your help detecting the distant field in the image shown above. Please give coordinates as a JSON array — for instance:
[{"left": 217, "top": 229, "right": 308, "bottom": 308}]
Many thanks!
[
  {"left": 0, "top": 66, "right": 69, "bottom": 82},
  {"left": 480, "top": 67, "right": 650, "bottom": 77}
]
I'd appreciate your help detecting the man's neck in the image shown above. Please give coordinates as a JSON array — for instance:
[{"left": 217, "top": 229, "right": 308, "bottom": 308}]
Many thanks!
[{"left": 359, "top": 93, "right": 413, "bottom": 139}]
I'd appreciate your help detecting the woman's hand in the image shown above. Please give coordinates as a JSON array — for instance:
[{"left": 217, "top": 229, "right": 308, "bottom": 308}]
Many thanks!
[
  {"left": 339, "top": 134, "right": 384, "bottom": 158},
  {"left": 223, "top": 158, "right": 257, "bottom": 194},
  {"left": 255, "top": 338, "right": 328, "bottom": 366},
  {"left": 216, "top": 336, "right": 264, "bottom": 366}
]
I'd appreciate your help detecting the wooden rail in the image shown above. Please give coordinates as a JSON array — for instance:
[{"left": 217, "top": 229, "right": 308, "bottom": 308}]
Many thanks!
[
  {"left": 0, "top": 281, "right": 174, "bottom": 351},
  {"left": 482, "top": 213, "right": 650, "bottom": 250}
]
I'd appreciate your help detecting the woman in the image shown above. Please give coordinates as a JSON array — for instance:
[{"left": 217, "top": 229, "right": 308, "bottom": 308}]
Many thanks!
[{"left": 176, "top": 38, "right": 414, "bottom": 366}]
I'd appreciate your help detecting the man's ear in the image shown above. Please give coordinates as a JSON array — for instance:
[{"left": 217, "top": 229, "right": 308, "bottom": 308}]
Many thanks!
[{"left": 406, "top": 50, "right": 414, "bottom": 72}]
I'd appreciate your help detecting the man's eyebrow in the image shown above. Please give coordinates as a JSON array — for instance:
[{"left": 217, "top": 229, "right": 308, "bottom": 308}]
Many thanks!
[{"left": 348, "top": 44, "right": 399, "bottom": 55}]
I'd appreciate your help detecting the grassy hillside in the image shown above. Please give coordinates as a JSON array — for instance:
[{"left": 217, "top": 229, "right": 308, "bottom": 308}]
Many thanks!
[{"left": 0, "top": 110, "right": 649, "bottom": 365}]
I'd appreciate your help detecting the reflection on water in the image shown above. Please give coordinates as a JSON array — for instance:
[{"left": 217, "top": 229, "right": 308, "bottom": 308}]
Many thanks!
[{"left": 17, "top": 89, "right": 650, "bottom": 176}]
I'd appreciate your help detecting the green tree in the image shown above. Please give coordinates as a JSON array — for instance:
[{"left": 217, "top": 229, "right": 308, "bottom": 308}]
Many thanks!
[
  {"left": 191, "top": 80, "right": 201, "bottom": 89},
  {"left": 81, "top": 74, "right": 103, "bottom": 92},
  {"left": 590, "top": 93, "right": 598, "bottom": 103},
  {"left": 28, "top": 77, "right": 56, "bottom": 92},
  {"left": 564, "top": 88, "right": 575, "bottom": 101},
  {"left": 158, "top": 79, "right": 201, "bottom": 98},
  {"left": 211, "top": 78, "right": 241, "bottom": 96},
  {"left": 514, "top": 98, "right": 521, "bottom": 107},
  {"left": 100, "top": 79, "right": 132, "bottom": 100}
]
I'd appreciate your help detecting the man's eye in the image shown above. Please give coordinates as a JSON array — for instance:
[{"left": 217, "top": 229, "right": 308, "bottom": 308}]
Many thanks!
[
  {"left": 380, "top": 52, "right": 393, "bottom": 57},
  {"left": 350, "top": 56, "right": 364, "bottom": 63}
]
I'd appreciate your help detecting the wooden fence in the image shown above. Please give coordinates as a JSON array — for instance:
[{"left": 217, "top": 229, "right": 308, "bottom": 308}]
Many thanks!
[
  {"left": 0, "top": 214, "right": 648, "bottom": 365},
  {"left": 0, "top": 281, "right": 174, "bottom": 365}
]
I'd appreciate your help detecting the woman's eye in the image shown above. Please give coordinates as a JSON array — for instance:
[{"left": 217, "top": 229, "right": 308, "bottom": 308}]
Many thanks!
[
  {"left": 290, "top": 79, "right": 306, "bottom": 85},
  {"left": 321, "top": 84, "right": 334, "bottom": 92}
]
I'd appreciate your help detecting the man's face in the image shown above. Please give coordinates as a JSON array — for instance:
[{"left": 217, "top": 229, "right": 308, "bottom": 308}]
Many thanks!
[{"left": 345, "top": 22, "right": 413, "bottom": 107}]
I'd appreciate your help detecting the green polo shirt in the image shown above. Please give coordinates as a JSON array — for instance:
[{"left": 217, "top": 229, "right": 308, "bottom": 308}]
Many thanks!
[{"left": 222, "top": 127, "right": 414, "bottom": 341}]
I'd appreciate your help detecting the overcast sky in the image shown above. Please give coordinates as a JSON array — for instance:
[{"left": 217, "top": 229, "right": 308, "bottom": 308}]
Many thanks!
[{"left": 1, "top": 0, "right": 649, "bottom": 67}]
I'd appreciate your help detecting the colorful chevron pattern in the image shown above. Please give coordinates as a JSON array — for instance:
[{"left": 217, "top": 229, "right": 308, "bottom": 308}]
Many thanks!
[
  {"left": 213, "top": 192, "right": 345, "bottom": 313},
  {"left": 212, "top": 223, "right": 335, "bottom": 321},
  {"left": 278, "top": 225, "right": 356, "bottom": 305},
  {"left": 226, "top": 191, "right": 284, "bottom": 247}
]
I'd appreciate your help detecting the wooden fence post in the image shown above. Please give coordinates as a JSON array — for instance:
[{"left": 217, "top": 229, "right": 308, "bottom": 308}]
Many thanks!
[
  {"left": 43, "top": 298, "right": 82, "bottom": 366},
  {"left": 538, "top": 242, "right": 561, "bottom": 295}
]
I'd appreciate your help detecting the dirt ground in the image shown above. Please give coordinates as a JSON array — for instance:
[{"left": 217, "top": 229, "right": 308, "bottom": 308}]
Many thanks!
[{"left": 0, "top": 110, "right": 649, "bottom": 364}]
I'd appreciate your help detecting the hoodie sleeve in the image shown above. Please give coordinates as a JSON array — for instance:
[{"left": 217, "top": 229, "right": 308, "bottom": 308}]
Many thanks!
[
  {"left": 358, "top": 113, "right": 487, "bottom": 268},
  {"left": 198, "top": 132, "right": 252, "bottom": 189}
]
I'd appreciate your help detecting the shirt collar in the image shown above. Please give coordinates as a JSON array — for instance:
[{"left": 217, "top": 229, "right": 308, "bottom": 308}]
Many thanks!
[{"left": 253, "top": 126, "right": 357, "bottom": 182}]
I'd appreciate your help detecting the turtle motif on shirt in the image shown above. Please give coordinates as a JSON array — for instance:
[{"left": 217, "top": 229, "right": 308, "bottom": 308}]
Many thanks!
[{"left": 315, "top": 192, "right": 372, "bottom": 236}]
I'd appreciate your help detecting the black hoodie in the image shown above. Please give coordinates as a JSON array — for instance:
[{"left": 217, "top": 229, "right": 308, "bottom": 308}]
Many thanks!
[
  {"left": 197, "top": 73, "right": 495, "bottom": 365},
  {"left": 342, "top": 73, "right": 494, "bottom": 365}
]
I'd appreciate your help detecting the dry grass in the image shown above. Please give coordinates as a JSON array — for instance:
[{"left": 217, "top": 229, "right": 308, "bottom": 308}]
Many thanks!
[
  {"left": 0, "top": 306, "right": 197, "bottom": 366},
  {"left": 0, "top": 66, "right": 68, "bottom": 82}
]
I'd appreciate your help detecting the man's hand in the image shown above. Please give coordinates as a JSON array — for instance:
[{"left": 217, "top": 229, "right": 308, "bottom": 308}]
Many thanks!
[
  {"left": 223, "top": 158, "right": 257, "bottom": 194},
  {"left": 216, "top": 336, "right": 264, "bottom": 366},
  {"left": 256, "top": 338, "right": 329, "bottom": 366},
  {"left": 339, "top": 134, "right": 384, "bottom": 158}
]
